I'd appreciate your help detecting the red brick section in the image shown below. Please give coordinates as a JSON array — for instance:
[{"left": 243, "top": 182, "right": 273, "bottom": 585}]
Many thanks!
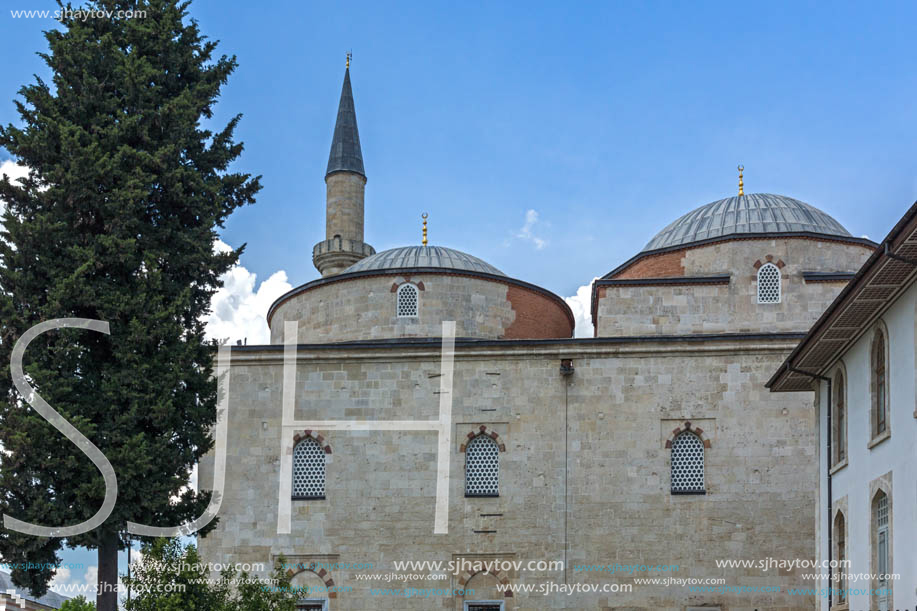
[
  {"left": 285, "top": 563, "right": 338, "bottom": 599},
  {"left": 457, "top": 567, "right": 513, "bottom": 597},
  {"left": 753, "top": 256, "right": 785, "bottom": 269},
  {"left": 459, "top": 425, "right": 506, "bottom": 452},
  {"left": 613, "top": 249, "right": 686, "bottom": 279},
  {"left": 293, "top": 430, "right": 332, "bottom": 454},
  {"left": 663, "top": 421, "right": 712, "bottom": 449},
  {"left": 504, "top": 285, "right": 573, "bottom": 339}
]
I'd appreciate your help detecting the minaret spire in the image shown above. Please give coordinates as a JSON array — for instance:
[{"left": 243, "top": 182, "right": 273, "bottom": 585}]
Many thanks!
[
  {"left": 326, "top": 56, "right": 365, "bottom": 178},
  {"left": 313, "top": 58, "right": 375, "bottom": 277}
]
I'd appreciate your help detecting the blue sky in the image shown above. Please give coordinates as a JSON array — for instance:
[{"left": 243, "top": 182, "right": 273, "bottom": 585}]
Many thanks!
[{"left": 2, "top": 0, "right": 917, "bottom": 598}]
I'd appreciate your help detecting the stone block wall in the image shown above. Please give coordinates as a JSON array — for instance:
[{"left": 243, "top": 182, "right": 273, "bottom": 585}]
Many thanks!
[
  {"left": 325, "top": 172, "right": 366, "bottom": 242},
  {"left": 199, "top": 338, "right": 817, "bottom": 610}
]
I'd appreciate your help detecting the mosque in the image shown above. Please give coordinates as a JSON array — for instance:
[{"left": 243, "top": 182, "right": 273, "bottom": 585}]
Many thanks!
[{"left": 198, "top": 63, "right": 875, "bottom": 611}]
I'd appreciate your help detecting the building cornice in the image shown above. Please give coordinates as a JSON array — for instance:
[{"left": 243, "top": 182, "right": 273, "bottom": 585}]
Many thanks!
[{"left": 225, "top": 332, "right": 805, "bottom": 366}]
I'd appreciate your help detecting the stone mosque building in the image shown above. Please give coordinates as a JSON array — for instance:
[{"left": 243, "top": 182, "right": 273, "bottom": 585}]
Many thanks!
[{"left": 198, "top": 65, "right": 876, "bottom": 610}]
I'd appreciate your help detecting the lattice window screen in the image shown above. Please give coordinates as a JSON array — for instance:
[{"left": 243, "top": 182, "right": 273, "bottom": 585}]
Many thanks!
[
  {"left": 757, "top": 263, "right": 781, "bottom": 303},
  {"left": 877, "top": 493, "right": 888, "bottom": 527},
  {"left": 465, "top": 435, "right": 499, "bottom": 496},
  {"left": 292, "top": 437, "right": 325, "bottom": 499},
  {"left": 671, "top": 432, "right": 704, "bottom": 493},
  {"left": 397, "top": 283, "right": 419, "bottom": 317}
]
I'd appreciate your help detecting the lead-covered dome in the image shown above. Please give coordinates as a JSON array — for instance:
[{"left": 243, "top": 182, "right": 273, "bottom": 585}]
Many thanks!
[
  {"left": 642, "top": 193, "right": 852, "bottom": 252},
  {"left": 344, "top": 245, "right": 505, "bottom": 276}
]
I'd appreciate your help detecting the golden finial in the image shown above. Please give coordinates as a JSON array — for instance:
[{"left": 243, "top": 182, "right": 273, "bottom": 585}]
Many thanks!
[
  {"left": 346, "top": 52, "right": 351, "bottom": 69},
  {"left": 737, "top": 164, "right": 744, "bottom": 196},
  {"left": 422, "top": 213, "right": 428, "bottom": 246}
]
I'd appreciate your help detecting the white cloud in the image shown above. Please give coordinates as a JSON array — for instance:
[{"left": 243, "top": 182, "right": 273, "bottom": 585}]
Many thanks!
[
  {"left": 564, "top": 278, "right": 597, "bottom": 338},
  {"left": 83, "top": 565, "right": 97, "bottom": 593},
  {"left": 204, "top": 240, "right": 292, "bottom": 345},
  {"left": 514, "top": 209, "right": 547, "bottom": 250},
  {"left": 0, "top": 159, "right": 30, "bottom": 216},
  {"left": 49, "top": 567, "right": 72, "bottom": 594}
]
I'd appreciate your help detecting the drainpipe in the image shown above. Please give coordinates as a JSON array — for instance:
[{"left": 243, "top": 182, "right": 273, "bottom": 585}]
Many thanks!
[
  {"left": 789, "top": 365, "right": 832, "bottom": 609},
  {"left": 560, "top": 359, "right": 574, "bottom": 585}
]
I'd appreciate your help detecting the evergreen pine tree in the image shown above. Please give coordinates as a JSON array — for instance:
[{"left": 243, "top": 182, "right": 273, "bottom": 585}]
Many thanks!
[{"left": 0, "top": 2, "right": 260, "bottom": 609}]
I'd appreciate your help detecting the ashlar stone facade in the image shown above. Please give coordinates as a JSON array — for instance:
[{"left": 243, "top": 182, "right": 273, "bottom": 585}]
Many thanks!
[{"left": 197, "top": 64, "right": 878, "bottom": 611}]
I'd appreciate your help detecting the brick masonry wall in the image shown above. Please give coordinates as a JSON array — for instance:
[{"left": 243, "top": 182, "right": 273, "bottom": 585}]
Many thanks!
[
  {"left": 596, "top": 238, "right": 873, "bottom": 336},
  {"left": 504, "top": 285, "right": 573, "bottom": 339},
  {"left": 613, "top": 250, "right": 686, "bottom": 279},
  {"left": 199, "top": 339, "right": 817, "bottom": 610}
]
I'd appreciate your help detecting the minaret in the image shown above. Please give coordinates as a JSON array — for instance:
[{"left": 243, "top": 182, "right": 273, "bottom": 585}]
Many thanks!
[{"left": 313, "top": 56, "right": 375, "bottom": 276}]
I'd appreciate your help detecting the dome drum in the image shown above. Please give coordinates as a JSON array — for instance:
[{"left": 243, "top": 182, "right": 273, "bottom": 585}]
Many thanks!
[{"left": 269, "top": 246, "right": 574, "bottom": 343}]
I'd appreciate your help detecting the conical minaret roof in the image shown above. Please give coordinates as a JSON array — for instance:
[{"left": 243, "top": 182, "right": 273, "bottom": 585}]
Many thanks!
[{"left": 326, "top": 66, "right": 365, "bottom": 178}]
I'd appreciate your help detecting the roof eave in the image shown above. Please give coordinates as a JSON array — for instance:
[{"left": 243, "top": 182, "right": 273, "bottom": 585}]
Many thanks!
[{"left": 768, "top": 199, "right": 917, "bottom": 392}]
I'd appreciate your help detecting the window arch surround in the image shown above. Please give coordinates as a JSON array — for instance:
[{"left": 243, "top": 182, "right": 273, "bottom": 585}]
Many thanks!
[
  {"left": 832, "top": 365, "right": 847, "bottom": 467},
  {"left": 833, "top": 508, "right": 847, "bottom": 605},
  {"left": 283, "top": 561, "right": 338, "bottom": 604},
  {"left": 869, "top": 482, "right": 893, "bottom": 611},
  {"left": 869, "top": 323, "right": 891, "bottom": 444},
  {"left": 665, "top": 421, "right": 711, "bottom": 495},
  {"left": 458, "top": 558, "right": 513, "bottom": 611}
]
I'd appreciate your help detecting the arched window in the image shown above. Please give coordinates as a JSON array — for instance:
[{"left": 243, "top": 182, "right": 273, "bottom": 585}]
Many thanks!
[
  {"left": 872, "top": 490, "right": 890, "bottom": 609},
  {"left": 292, "top": 437, "right": 325, "bottom": 499},
  {"left": 671, "top": 431, "right": 705, "bottom": 494},
  {"left": 757, "top": 263, "right": 781, "bottom": 303},
  {"left": 871, "top": 329, "right": 888, "bottom": 438},
  {"left": 834, "top": 511, "right": 846, "bottom": 604},
  {"left": 396, "top": 283, "right": 419, "bottom": 318},
  {"left": 465, "top": 435, "right": 499, "bottom": 497},
  {"left": 833, "top": 370, "right": 846, "bottom": 464}
]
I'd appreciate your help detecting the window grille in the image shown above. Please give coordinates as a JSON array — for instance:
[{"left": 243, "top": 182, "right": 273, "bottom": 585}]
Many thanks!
[
  {"left": 465, "top": 435, "right": 499, "bottom": 497},
  {"left": 757, "top": 263, "right": 781, "bottom": 303},
  {"left": 465, "top": 603, "right": 504, "bottom": 611},
  {"left": 397, "top": 283, "right": 419, "bottom": 317},
  {"left": 671, "top": 432, "right": 704, "bottom": 493},
  {"left": 877, "top": 493, "right": 888, "bottom": 527},
  {"left": 292, "top": 437, "right": 325, "bottom": 499}
]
